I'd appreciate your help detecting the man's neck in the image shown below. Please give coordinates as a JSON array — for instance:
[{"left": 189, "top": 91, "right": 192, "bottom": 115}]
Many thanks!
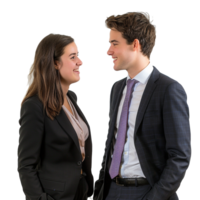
[{"left": 126, "top": 60, "right": 151, "bottom": 79}]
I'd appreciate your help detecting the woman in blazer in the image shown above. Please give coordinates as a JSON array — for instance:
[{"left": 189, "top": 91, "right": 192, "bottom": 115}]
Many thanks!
[{"left": 18, "top": 34, "right": 93, "bottom": 200}]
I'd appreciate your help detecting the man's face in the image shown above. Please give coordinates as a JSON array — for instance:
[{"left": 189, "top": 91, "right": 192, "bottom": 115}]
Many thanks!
[{"left": 107, "top": 29, "right": 134, "bottom": 71}]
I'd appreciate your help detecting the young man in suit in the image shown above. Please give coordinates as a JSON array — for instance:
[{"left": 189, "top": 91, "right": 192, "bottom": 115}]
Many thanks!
[{"left": 94, "top": 12, "right": 191, "bottom": 200}]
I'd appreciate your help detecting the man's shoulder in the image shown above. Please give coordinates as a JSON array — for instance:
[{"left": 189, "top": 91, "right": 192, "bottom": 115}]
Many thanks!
[
  {"left": 154, "top": 67, "right": 181, "bottom": 88},
  {"left": 112, "top": 77, "right": 126, "bottom": 89},
  {"left": 111, "top": 67, "right": 182, "bottom": 91},
  {"left": 153, "top": 68, "right": 186, "bottom": 99}
]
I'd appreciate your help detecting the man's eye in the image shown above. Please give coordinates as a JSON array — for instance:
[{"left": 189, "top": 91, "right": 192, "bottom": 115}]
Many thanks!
[
  {"left": 113, "top": 43, "right": 117, "bottom": 46},
  {"left": 71, "top": 56, "right": 75, "bottom": 59}
]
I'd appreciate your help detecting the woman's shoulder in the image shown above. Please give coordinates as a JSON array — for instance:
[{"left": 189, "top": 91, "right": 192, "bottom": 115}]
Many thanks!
[
  {"left": 19, "top": 95, "right": 44, "bottom": 125},
  {"left": 68, "top": 90, "right": 77, "bottom": 102},
  {"left": 21, "top": 95, "right": 43, "bottom": 112}
]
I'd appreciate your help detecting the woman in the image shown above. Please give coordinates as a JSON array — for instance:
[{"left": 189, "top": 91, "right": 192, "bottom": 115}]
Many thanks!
[{"left": 18, "top": 34, "right": 93, "bottom": 200}]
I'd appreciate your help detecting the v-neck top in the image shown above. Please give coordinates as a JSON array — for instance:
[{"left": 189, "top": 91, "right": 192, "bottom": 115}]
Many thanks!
[{"left": 62, "top": 96, "right": 89, "bottom": 161}]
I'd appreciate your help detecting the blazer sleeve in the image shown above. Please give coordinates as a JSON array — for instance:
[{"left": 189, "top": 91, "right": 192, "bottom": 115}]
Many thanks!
[
  {"left": 146, "top": 82, "right": 191, "bottom": 200},
  {"left": 18, "top": 98, "right": 54, "bottom": 200},
  {"left": 93, "top": 83, "right": 116, "bottom": 200}
]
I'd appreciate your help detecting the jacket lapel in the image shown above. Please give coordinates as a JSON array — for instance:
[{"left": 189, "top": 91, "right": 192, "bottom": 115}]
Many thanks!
[
  {"left": 107, "top": 78, "right": 126, "bottom": 150},
  {"left": 134, "top": 67, "right": 160, "bottom": 138},
  {"left": 67, "top": 92, "right": 90, "bottom": 132},
  {"left": 55, "top": 91, "right": 90, "bottom": 153},
  {"left": 107, "top": 67, "right": 160, "bottom": 146}
]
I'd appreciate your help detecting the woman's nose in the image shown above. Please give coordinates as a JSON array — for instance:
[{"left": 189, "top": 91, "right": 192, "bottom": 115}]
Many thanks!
[{"left": 80, "top": 58, "right": 85, "bottom": 66}]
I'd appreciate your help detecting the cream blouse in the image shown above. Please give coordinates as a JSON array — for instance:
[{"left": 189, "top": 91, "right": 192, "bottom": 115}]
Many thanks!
[{"left": 62, "top": 96, "right": 89, "bottom": 161}]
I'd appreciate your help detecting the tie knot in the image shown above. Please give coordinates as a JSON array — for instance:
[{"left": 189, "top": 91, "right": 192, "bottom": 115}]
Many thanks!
[{"left": 127, "top": 79, "right": 138, "bottom": 90}]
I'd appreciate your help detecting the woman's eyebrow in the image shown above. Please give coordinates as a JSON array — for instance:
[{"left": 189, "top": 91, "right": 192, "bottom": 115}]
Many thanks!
[{"left": 69, "top": 52, "right": 79, "bottom": 57}]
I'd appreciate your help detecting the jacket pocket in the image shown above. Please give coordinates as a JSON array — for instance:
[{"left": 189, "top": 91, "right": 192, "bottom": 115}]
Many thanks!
[{"left": 40, "top": 178, "right": 65, "bottom": 192}]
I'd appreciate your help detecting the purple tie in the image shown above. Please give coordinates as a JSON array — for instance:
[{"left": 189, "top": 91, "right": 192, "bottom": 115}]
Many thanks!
[{"left": 109, "top": 79, "right": 138, "bottom": 179}]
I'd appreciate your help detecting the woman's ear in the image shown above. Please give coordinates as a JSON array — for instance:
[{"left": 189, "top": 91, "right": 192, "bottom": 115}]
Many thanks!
[
  {"left": 54, "top": 60, "right": 62, "bottom": 70},
  {"left": 54, "top": 60, "right": 58, "bottom": 69}
]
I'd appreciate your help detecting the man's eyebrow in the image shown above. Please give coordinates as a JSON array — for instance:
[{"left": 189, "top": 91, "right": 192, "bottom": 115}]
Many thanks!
[
  {"left": 109, "top": 40, "right": 119, "bottom": 43},
  {"left": 69, "top": 52, "right": 79, "bottom": 57}
]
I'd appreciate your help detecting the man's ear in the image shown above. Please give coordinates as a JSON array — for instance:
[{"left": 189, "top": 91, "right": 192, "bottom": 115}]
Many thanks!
[{"left": 131, "top": 39, "right": 141, "bottom": 50}]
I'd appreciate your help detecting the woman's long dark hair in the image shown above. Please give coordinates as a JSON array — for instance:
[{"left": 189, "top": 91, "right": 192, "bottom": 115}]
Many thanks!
[{"left": 22, "top": 34, "right": 74, "bottom": 120}]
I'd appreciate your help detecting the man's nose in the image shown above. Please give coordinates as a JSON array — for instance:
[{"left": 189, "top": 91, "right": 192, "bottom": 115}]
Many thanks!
[{"left": 105, "top": 47, "right": 111, "bottom": 56}]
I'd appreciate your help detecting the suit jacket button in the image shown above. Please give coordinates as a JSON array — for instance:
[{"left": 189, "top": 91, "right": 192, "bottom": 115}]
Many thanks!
[{"left": 77, "top": 161, "right": 82, "bottom": 165}]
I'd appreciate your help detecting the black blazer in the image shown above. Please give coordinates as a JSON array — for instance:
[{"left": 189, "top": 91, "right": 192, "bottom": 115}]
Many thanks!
[
  {"left": 18, "top": 91, "right": 93, "bottom": 200},
  {"left": 94, "top": 67, "right": 191, "bottom": 200}
]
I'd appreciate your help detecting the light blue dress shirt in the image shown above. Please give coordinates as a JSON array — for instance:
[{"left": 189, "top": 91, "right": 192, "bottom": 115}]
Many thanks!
[{"left": 112, "top": 63, "right": 153, "bottom": 178}]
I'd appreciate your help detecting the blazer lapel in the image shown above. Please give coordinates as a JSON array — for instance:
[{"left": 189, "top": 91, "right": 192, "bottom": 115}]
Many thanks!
[
  {"left": 67, "top": 92, "right": 90, "bottom": 132},
  {"left": 55, "top": 91, "right": 89, "bottom": 153},
  {"left": 134, "top": 67, "right": 160, "bottom": 138},
  {"left": 107, "top": 78, "right": 126, "bottom": 149},
  {"left": 107, "top": 67, "right": 159, "bottom": 144}
]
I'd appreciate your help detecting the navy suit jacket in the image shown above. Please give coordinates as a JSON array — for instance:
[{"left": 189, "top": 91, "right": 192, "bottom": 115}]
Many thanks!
[
  {"left": 94, "top": 67, "right": 191, "bottom": 200},
  {"left": 18, "top": 91, "right": 93, "bottom": 200}
]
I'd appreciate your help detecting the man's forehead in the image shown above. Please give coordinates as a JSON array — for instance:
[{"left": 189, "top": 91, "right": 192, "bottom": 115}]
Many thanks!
[
  {"left": 109, "top": 30, "right": 123, "bottom": 42},
  {"left": 107, "top": 29, "right": 112, "bottom": 39}
]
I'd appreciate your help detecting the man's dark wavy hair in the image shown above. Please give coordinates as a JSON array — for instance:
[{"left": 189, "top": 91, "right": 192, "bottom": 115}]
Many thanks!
[{"left": 106, "top": 12, "right": 156, "bottom": 58}]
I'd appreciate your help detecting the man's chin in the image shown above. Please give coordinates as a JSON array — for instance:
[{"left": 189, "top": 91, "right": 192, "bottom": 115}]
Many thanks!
[
  {"left": 112, "top": 65, "right": 120, "bottom": 72},
  {"left": 112, "top": 67, "right": 124, "bottom": 72}
]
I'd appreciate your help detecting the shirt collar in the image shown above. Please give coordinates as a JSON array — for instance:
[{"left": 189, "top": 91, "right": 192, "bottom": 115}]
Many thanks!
[{"left": 127, "top": 62, "right": 153, "bottom": 84}]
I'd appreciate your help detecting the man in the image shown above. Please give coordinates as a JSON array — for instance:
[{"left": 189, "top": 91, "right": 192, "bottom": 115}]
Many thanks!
[{"left": 94, "top": 12, "right": 191, "bottom": 200}]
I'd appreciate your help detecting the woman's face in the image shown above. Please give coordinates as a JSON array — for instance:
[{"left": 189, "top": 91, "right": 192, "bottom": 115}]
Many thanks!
[{"left": 56, "top": 42, "right": 82, "bottom": 86}]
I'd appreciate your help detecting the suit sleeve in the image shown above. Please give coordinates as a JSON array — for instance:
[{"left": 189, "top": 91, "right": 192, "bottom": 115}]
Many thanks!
[
  {"left": 93, "top": 83, "right": 116, "bottom": 200},
  {"left": 146, "top": 82, "right": 191, "bottom": 200},
  {"left": 18, "top": 98, "right": 54, "bottom": 200}
]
